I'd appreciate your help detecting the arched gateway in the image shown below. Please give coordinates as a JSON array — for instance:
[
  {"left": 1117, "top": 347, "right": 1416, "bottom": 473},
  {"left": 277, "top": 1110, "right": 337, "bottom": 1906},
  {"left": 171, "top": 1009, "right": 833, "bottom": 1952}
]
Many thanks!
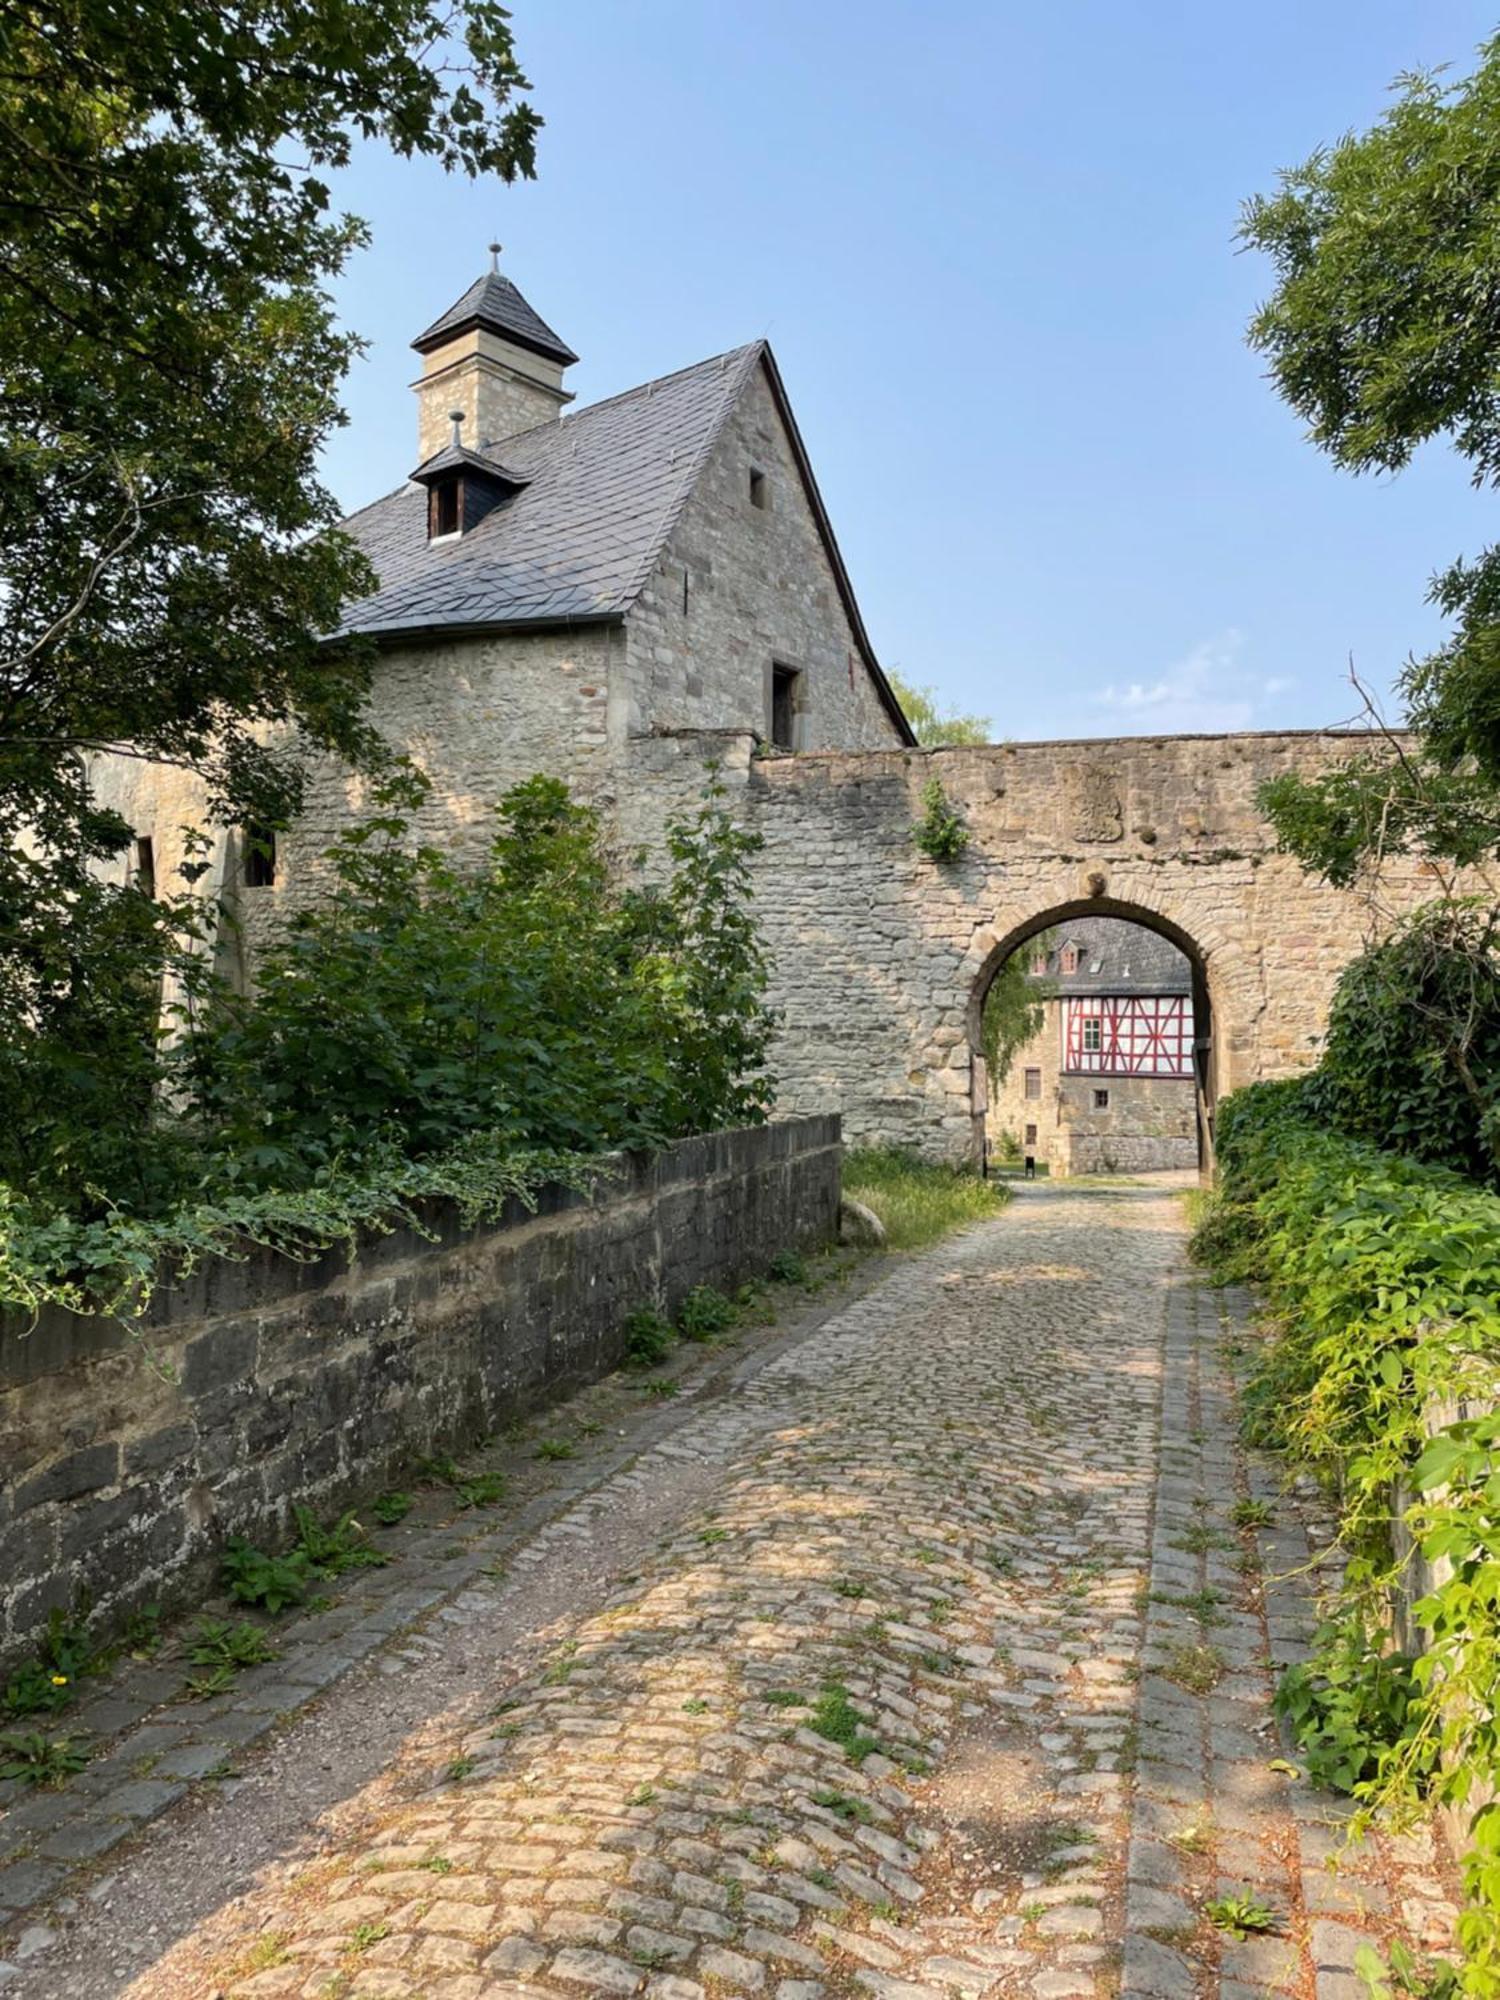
[
  {"left": 627, "top": 724, "right": 1432, "bottom": 1166},
  {"left": 971, "top": 899, "right": 1214, "bottom": 1171}
]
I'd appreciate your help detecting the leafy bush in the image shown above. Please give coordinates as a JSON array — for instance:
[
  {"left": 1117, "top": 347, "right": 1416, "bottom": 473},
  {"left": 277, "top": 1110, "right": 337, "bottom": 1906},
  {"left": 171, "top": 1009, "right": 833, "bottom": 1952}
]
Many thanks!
[
  {"left": 1275, "top": 1611, "right": 1433, "bottom": 1794},
  {"left": 910, "top": 778, "right": 969, "bottom": 862},
  {"left": 1197, "top": 1088, "right": 1500, "bottom": 1991},
  {"left": 623, "top": 1307, "right": 674, "bottom": 1368},
  {"left": 1304, "top": 901, "right": 1500, "bottom": 1185},
  {"left": 0, "top": 773, "right": 776, "bottom": 1320},
  {"left": 676, "top": 1285, "right": 737, "bottom": 1341},
  {"left": 222, "top": 1541, "right": 314, "bottom": 1615}
]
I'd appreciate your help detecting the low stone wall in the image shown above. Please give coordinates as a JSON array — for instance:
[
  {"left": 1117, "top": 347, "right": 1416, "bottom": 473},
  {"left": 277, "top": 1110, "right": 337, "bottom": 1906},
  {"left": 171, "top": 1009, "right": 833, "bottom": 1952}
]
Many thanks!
[
  {"left": 1061, "top": 1133, "right": 1199, "bottom": 1176},
  {"left": 0, "top": 1118, "right": 840, "bottom": 1671}
]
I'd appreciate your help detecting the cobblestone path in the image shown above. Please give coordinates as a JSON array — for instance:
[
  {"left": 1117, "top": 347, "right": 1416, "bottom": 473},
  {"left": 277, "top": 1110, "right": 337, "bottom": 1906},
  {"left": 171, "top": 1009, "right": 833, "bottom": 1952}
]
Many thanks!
[{"left": 102, "top": 1181, "right": 1454, "bottom": 2000}]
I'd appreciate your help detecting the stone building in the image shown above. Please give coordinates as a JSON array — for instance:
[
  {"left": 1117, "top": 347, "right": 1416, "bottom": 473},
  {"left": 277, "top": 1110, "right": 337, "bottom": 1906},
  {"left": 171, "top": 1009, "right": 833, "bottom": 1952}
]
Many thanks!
[
  {"left": 87, "top": 252, "right": 912, "bottom": 956},
  {"left": 85, "top": 258, "right": 1435, "bottom": 1163},
  {"left": 989, "top": 916, "right": 1198, "bottom": 1175}
]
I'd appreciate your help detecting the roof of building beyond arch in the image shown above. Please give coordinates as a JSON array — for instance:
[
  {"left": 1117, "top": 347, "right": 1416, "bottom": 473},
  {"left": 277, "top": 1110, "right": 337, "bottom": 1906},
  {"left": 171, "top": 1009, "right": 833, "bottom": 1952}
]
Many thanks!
[{"left": 1027, "top": 916, "right": 1191, "bottom": 996}]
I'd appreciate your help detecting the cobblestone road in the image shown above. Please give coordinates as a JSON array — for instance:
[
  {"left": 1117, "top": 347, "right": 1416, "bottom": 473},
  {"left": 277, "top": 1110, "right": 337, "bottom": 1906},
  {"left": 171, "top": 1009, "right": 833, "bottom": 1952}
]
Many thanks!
[{"left": 103, "top": 1180, "right": 1455, "bottom": 2000}]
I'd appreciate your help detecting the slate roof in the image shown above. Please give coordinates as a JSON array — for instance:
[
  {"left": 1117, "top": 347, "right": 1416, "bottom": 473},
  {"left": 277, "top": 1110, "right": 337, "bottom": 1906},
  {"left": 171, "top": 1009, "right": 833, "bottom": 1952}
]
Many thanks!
[
  {"left": 340, "top": 343, "right": 765, "bottom": 638},
  {"left": 407, "top": 439, "right": 528, "bottom": 489},
  {"left": 411, "top": 271, "right": 579, "bottom": 366},
  {"left": 1027, "top": 917, "right": 1191, "bottom": 996}
]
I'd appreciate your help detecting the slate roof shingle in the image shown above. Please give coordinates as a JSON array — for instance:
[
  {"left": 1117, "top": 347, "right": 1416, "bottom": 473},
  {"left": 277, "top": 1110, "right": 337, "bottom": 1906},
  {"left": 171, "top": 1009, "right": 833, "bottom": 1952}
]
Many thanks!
[
  {"left": 411, "top": 271, "right": 579, "bottom": 366},
  {"left": 1029, "top": 916, "right": 1192, "bottom": 996},
  {"left": 340, "top": 343, "right": 763, "bottom": 639}
]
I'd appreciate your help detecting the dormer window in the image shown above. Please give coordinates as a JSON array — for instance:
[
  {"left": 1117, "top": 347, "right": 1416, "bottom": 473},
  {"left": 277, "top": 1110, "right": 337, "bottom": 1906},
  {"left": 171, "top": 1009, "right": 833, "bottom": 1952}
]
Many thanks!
[
  {"left": 430, "top": 478, "right": 461, "bottom": 539},
  {"left": 411, "top": 408, "right": 530, "bottom": 545}
]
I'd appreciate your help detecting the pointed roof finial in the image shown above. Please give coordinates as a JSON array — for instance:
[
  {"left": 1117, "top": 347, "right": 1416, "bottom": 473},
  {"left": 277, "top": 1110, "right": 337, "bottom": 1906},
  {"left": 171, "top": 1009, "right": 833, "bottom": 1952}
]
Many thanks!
[{"left": 489, "top": 240, "right": 502, "bottom": 274}]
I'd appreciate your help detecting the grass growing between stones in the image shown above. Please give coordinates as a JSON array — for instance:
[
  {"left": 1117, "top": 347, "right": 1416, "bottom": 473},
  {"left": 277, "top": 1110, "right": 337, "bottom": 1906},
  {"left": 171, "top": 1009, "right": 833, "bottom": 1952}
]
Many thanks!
[{"left": 843, "top": 1147, "right": 1009, "bottom": 1252}]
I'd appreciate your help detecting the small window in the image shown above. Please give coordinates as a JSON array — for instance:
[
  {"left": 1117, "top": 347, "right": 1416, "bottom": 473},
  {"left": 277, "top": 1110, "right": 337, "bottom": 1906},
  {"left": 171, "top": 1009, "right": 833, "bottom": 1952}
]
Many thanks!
[
  {"left": 1024, "top": 1067, "right": 1041, "bottom": 1100},
  {"left": 1030, "top": 952, "right": 1047, "bottom": 976},
  {"left": 1024, "top": 1123, "right": 1037, "bottom": 1147},
  {"left": 242, "top": 824, "right": 277, "bottom": 888},
  {"left": 1093, "top": 1088, "right": 1110, "bottom": 1109},
  {"left": 749, "top": 467, "right": 768, "bottom": 510},
  {"left": 429, "top": 478, "right": 460, "bottom": 538},
  {"left": 771, "top": 664, "right": 800, "bottom": 751},
  {"left": 133, "top": 836, "right": 155, "bottom": 900},
  {"left": 1082, "top": 1017, "right": 1102, "bottom": 1052},
  {"left": 1061, "top": 944, "right": 1081, "bottom": 974}
]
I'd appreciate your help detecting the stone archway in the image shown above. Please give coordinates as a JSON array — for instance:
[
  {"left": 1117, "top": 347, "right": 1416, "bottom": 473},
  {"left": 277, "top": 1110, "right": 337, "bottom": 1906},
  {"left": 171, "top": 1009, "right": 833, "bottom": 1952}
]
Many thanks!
[
  {"left": 967, "top": 896, "right": 1216, "bottom": 1174},
  {"left": 632, "top": 725, "right": 1436, "bottom": 1163}
]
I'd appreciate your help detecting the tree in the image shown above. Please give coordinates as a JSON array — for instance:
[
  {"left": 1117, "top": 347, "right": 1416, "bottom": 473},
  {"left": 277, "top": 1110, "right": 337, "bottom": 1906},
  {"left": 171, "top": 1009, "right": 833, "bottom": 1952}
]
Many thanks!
[
  {"left": 0, "top": 0, "right": 541, "bottom": 1149},
  {"left": 1240, "top": 39, "right": 1500, "bottom": 888},
  {"left": 888, "top": 673, "right": 993, "bottom": 747},
  {"left": 981, "top": 936, "right": 1054, "bottom": 1100}
]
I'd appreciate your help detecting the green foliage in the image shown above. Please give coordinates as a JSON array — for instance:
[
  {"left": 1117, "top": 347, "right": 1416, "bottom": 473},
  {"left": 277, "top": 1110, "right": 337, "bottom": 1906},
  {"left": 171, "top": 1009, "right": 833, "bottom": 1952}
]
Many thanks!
[
  {"left": 677, "top": 1285, "right": 737, "bottom": 1341},
  {"left": 981, "top": 935, "right": 1054, "bottom": 1096},
  {"left": 0, "top": 0, "right": 541, "bottom": 1193},
  {"left": 0, "top": 1730, "right": 90, "bottom": 1789},
  {"left": 1203, "top": 1891, "right": 1279, "bottom": 1939},
  {"left": 1198, "top": 1089, "right": 1500, "bottom": 1991},
  {"left": 187, "top": 1619, "right": 279, "bottom": 1670},
  {"left": 1242, "top": 41, "right": 1500, "bottom": 881},
  {"left": 808, "top": 1681, "right": 885, "bottom": 1763},
  {"left": 911, "top": 777, "right": 969, "bottom": 862},
  {"left": 886, "top": 674, "right": 992, "bottom": 747},
  {"left": 371, "top": 1492, "right": 413, "bottom": 1526},
  {"left": 1306, "top": 902, "right": 1500, "bottom": 1184},
  {"left": 842, "top": 1147, "right": 1008, "bottom": 1253},
  {"left": 623, "top": 1306, "right": 675, "bottom": 1368},
  {"left": 0, "top": 773, "right": 775, "bottom": 1322},
  {"left": 1355, "top": 1939, "right": 1461, "bottom": 1999},
  {"left": 222, "top": 1541, "right": 314, "bottom": 1615},
  {"left": 1276, "top": 1611, "right": 1432, "bottom": 1794},
  {"left": 768, "top": 1250, "right": 809, "bottom": 1285},
  {"left": 1, "top": 1607, "right": 98, "bottom": 1717},
  {"left": 185, "top": 776, "right": 774, "bottom": 1175},
  {"left": 291, "top": 1506, "right": 386, "bottom": 1576}
]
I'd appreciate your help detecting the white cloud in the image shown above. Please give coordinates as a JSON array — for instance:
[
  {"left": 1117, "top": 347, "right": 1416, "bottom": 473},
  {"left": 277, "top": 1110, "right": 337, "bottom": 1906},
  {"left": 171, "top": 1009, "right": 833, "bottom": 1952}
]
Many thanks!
[{"left": 1091, "top": 630, "right": 1293, "bottom": 734}]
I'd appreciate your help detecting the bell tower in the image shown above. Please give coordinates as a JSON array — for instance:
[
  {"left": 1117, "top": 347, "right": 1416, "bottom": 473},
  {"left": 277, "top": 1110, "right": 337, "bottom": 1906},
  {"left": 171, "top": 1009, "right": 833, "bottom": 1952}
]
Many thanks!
[{"left": 411, "top": 246, "right": 577, "bottom": 459}]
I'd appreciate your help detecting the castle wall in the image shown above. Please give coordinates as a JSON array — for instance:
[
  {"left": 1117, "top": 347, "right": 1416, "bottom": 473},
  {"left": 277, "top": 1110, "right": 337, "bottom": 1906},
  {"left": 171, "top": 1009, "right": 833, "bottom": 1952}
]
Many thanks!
[{"left": 648, "top": 727, "right": 1431, "bottom": 1164}]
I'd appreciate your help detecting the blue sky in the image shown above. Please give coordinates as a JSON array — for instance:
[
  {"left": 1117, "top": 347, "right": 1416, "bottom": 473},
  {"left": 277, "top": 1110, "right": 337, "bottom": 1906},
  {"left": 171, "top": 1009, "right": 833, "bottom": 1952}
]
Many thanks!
[{"left": 323, "top": 1, "right": 1498, "bottom": 742}]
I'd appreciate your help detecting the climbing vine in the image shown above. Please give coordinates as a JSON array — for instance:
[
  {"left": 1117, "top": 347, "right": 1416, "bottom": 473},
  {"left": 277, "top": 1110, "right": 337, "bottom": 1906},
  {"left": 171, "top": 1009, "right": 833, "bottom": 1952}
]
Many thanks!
[{"left": 1194, "top": 1081, "right": 1500, "bottom": 1994}]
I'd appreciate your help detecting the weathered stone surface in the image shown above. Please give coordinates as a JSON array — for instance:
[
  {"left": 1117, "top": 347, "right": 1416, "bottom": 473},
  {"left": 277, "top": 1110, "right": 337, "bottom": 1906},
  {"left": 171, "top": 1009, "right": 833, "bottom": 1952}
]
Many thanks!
[{"left": 0, "top": 1119, "right": 839, "bottom": 1671}]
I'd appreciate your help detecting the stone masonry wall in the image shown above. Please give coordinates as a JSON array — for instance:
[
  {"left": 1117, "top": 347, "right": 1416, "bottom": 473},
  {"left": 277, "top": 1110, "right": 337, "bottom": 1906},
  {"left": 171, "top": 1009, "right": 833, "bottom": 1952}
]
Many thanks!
[
  {"left": 626, "top": 360, "right": 903, "bottom": 753},
  {"left": 0, "top": 1117, "right": 840, "bottom": 1674},
  {"left": 632, "top": 728, "right": 1433, "bottom": 1164}
]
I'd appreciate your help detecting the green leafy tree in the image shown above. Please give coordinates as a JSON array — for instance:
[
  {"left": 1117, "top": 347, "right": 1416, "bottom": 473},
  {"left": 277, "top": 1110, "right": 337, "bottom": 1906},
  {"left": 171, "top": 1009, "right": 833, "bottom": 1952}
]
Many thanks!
[
  {"left": 1241, "top": 39, "right": 1500, "bottom": 881},
  {"left": 981, "top": 936, "right": 1054, "bottom": 1098},
  {"left": 887, "top": 674, "right": 992, "bottom": 747},
  {"left": 180, "top": 776, "right": 776, "bottom": 1186},
  {"left": 0, "top": 0, "right": 541, "bottom": 1149}
]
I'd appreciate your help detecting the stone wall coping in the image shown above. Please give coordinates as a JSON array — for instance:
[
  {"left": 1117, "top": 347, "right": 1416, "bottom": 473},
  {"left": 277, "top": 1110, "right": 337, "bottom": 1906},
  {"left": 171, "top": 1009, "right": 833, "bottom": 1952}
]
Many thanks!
[{"left": 0, "top": 1116, "right": 840, "bottom": 1390}]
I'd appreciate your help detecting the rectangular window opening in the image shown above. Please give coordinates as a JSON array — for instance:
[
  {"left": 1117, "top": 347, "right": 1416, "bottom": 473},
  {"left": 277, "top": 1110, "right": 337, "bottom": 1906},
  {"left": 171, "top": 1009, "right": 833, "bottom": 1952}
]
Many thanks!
[
  {"left": 1093, "top": 1088, "right": 1110, "bottom": 1109},
  {"left": 749, "top": 467, "right": 768, "bottom": 510},
  {"left": 1082, "top": 1018, "right": 1102, "bottom": 1052},
  {"left": 1024, "top": 1123, "right": 1038, "bottom": 1147},
  {"left": 243, "top": 824, "right": 277, "bottom": 888},
  {"left": 133, "top": 835, "right": 156, "bottom": 900},
  {"left": 1023, "top": 1067, "right": 1041, "bottom": 1100},
  {"left": 771, "top": 664, "right": 800, "bottom": 751},
  {"left": 429, "top": 478, "right": 461, "bottom": 538}
]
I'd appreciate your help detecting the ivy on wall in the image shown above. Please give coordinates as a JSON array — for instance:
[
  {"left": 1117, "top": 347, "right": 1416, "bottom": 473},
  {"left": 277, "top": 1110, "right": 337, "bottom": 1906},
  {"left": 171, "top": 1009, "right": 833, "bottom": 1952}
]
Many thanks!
[{"left": 1194, "top": 1080, "right": 1500, "bottom": 1994}]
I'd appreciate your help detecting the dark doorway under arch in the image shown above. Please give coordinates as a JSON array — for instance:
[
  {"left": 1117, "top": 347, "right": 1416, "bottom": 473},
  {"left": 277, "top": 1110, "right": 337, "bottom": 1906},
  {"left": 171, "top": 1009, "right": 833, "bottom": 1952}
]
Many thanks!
[{"left": 969, "top": 897, "right": 1215, "bottom": 1176}]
